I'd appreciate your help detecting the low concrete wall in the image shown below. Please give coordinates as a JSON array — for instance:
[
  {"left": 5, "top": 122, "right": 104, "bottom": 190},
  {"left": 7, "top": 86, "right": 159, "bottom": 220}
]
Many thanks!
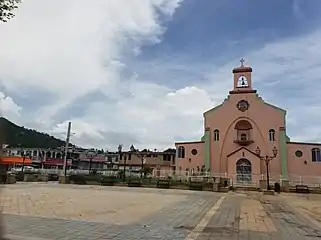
[{"left": 6, "top": 174, "right": 16, "bottom": 184}]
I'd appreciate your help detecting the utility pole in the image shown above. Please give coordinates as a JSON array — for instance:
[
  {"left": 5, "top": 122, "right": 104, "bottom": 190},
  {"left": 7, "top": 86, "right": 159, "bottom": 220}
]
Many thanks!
[{"left": 62, "top": 122, "right": 71, "bottom": 177}]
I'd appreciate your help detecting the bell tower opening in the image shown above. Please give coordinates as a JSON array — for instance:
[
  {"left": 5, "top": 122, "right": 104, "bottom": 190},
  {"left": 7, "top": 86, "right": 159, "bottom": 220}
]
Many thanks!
[
  {"left": 230, "top": 58, "right": 257, "bottom": 94},
  {"left": 233, "top": 119, "right": 254, "bottom": 146}
]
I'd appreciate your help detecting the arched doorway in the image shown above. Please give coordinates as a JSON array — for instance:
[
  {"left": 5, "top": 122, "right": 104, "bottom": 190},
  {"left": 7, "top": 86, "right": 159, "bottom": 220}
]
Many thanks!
[{"left": 236, "top": 158, "right": 252, "bottom": 182}]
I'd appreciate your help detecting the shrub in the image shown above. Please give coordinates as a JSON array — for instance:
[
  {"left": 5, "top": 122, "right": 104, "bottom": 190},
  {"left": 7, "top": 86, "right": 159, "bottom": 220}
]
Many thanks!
[
  {"left": 48, "top": 174, "right": 59, "bottom": 181},
  {"left": 69, "top": 174, "right": 87, "bottom": 185},
  {"left": 15, "top": 172, "right": 25, "bottom": 181}
]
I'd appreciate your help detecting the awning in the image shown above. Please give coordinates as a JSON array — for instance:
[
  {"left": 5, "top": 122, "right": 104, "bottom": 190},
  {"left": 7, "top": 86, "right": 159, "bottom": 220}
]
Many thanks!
[
  {"left": 0, "top": 156, "right": 32, "bottom": 165},
  {"left": 43, "top": 158, "right": 72, "bottom": 166}
]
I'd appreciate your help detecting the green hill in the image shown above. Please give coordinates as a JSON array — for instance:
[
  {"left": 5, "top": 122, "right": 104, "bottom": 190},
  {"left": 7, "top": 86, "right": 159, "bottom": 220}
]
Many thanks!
[{"left": 0, "top": 117, "right": 66, "bottom": 148}]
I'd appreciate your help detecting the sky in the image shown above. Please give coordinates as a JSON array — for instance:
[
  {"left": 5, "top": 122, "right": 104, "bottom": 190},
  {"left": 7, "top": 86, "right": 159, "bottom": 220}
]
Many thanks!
[{"left": 1, "top": 0, "right": 321, "bottom": 151}]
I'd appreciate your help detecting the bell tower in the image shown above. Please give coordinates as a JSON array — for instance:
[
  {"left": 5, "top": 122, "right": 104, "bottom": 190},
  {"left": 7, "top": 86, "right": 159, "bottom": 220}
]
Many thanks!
[{"left": 230, "top": 58, "right": 256, "bottom": 94}]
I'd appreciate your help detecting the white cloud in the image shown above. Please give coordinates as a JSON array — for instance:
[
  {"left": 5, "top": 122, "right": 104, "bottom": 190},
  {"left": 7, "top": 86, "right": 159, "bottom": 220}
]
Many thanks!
[
  {"left": 1, "top": 0, "right": 321, "bottom": 151},
  {"left": 0, "top": 92, "right": 21, "bottom": 121},
  {"left": 0, "top": 0, "right": 183, "bottom": 120},
  {"left": 49, "top": 85, "right": 214, "bottom": 150}
]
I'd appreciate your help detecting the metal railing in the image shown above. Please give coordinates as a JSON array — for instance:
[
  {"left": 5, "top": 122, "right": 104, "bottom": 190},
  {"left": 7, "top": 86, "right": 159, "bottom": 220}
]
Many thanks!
[{"left": 8, "top": 167, "right": 321, "bottom": 188}]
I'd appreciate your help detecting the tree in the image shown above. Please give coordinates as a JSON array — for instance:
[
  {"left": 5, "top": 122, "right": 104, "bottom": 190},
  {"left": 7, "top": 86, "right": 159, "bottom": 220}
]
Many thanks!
[
  {"left": 0, "top": 0, "right": 21, "bottom": 22},
  {"left": 142, "top": 166, "right": 152, "bottom": 177}
]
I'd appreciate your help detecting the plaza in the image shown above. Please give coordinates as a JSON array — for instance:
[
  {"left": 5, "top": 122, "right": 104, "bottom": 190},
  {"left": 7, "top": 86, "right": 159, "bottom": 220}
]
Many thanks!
[{"left": 1, "top": 183, "right": 321, "bottom": 239}]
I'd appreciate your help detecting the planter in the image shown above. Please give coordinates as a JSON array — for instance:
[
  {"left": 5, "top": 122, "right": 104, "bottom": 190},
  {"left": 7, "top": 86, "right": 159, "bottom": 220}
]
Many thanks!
[
  {"left": 203, "top": 182, "right": 213, "bottom": 191},
  {"left": 157, "top": 179, "right": 170, "bottom": 189},
  {"left": 127, "top": 179, "right": 141, "bottom": 187},
  {"left": 24, "top": 173, "right": 38, "bottom": 182},
  {"left": 189, "top": 181, "right": 203, "bottom": 191},
  {"left": 38, "top": 174, "right": 49, "bottom": 182}
]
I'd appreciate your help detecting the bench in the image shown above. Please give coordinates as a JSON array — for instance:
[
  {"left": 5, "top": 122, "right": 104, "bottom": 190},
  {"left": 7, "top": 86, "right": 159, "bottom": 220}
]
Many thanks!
[
  {"left": 72, "top": 178, "right": 87, "bottom": 185},
  {"left": 157, "top": 179, "right": 170, "bottom": 189},
  {"left": 101, "top": 177, "right": 116, "bottom": 186},
  {"left": 128, "top": 178, "right": 141, "bottom": 187},
  {"left": 189, "top": 181, "right": 203, "bottom": 191},
  {"left": 295, "top": 185, "right": 309, "bottom": 193},
  {"left": 69, "top": 175, "right": 87, "bottom": 185}
]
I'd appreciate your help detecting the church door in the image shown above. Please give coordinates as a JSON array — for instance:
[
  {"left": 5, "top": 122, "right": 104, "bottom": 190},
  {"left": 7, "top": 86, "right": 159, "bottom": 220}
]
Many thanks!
[{"left": 236, "top": 158, "right": 252, "bottom": 183}]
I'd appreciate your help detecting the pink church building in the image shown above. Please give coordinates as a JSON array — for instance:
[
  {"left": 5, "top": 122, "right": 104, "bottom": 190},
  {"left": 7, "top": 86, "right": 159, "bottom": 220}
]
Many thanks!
[{"left": 175, "top": 60, "right": 321, "bottom": 183}]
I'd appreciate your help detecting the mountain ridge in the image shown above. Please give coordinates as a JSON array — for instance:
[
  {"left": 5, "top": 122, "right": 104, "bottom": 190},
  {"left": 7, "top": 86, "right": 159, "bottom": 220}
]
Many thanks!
[{"left": 0, "top": 117, "right": 67, "bottom": 148}]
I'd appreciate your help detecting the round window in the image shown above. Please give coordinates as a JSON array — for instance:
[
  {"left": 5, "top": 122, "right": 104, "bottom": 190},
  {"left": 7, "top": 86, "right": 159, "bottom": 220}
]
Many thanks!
[
  {"left": 295, "top": 150, "right": 303, "bottom": 157},
  {"left": 191, "top": 149, "right": 198, "bottom": 155}
]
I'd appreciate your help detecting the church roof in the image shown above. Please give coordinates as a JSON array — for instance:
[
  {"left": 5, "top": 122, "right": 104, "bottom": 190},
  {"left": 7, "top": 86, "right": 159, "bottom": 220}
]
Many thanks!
[{"left": 226, "top": 146, "right": 259, "bottom": 158}]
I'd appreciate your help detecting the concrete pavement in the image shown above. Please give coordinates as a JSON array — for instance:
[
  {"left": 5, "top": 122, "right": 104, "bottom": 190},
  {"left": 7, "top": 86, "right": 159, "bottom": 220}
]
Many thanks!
[{"left": 1, "top": 183, "right": 321, "bottom": 239}]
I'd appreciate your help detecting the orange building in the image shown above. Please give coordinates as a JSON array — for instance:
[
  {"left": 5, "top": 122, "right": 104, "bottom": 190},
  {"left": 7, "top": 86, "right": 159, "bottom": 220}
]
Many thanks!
[{"left": 0, "top": 156, "right": 32, "bottom": 166}]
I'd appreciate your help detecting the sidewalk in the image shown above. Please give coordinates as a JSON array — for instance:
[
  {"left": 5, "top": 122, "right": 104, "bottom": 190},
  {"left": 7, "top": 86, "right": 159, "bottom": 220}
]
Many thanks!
[{"left": 196, "top": 192, "right": 321, "bottom": 240}]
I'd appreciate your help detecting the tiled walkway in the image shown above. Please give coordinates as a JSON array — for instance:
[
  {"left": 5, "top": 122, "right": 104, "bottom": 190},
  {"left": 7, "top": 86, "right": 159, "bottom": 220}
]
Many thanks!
[
  {"left": 2, "top": 183, "right": 321, "bottom": 239},
  {"left": 1, "top": 183, "right": 221, "bottom": 239},
  {"left": 197, "top": 192, "right": 321, "bottom": 239}
]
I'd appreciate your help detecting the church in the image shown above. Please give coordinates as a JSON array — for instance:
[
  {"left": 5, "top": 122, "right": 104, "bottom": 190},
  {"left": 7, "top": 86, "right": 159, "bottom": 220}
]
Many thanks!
[{"left": 175, "top": 60, "right": 321, "bottom": 183}]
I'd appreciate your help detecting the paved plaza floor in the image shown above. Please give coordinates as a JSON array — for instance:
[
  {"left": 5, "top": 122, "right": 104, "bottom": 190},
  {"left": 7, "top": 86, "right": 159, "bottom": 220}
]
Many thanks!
[{"left": 0, "top": 183, "right": 321, "bottom": 239}]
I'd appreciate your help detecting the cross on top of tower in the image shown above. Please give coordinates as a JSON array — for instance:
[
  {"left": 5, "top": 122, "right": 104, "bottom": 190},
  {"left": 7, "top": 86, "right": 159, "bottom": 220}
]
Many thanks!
[{"left": 240, "top": 58, "right": 245, "bottom": 67}]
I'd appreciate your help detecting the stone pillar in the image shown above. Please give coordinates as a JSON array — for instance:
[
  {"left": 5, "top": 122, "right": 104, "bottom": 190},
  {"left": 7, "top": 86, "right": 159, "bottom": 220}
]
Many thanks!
[
  {"left": 220, "top": 177, "right": 230, "bottom": 187},
  {"left": 213, "top": 182, "right": 219, "bottom": 192},
  {"left": 59, "top": 175, "right": 70, "bottom": 184},
  {"left": 282, "top": 180, "right": 290, "bottom": 192},
  {"left": 259, "top": 180, "right": 267, "bottom": 191}
]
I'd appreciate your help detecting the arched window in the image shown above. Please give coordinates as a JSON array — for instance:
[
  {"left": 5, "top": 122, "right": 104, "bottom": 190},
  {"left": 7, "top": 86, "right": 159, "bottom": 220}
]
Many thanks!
[
  {"left": 46, "top": 151, "right": 51, "bottom": 158},
  {"left": 235, "top": 120, "right": 252, "bottom": 130},
  {"left": 56, "top": 152, "right": 62, "bottom": 159},
  {"left": 269, "top": 129, "right": 275, "bottom": 141},
  {"left": 178, "top": 146, "right": 185, "bottom": 158},
  {"left": 312, "top": 148, "right": 321, "bottom": 162},
  {"left": 214, "top": 129, "right": 220, "bottom": 141},
  {"left": 236, "top": 158, "right": 252, "bottom": 182}
]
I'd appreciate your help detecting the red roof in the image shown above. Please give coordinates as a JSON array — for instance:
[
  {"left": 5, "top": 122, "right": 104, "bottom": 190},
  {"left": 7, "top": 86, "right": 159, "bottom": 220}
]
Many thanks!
[
  {"left": 79, "top": 156, "right": 106, "bottom": 162},
  {"left": 43, "top": 158, "right": 71, "bottom": 166}
]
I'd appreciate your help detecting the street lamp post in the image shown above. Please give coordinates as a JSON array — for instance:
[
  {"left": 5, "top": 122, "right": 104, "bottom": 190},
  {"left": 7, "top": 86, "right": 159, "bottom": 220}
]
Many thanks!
[
  {"left": 117, "top": 144, "right": 124, "bottom": 180},
  {"left": 255, "top": 146, "right": 278, "bottom": 190},
  {"left": 86, "top": 150, "right": 97, "bottom": 175},
  {"left": 21, "top": 152, "right": 26, "bottom": 172},
  {"left": 62, "top": 122, "right": 72, "bottom": 177}
]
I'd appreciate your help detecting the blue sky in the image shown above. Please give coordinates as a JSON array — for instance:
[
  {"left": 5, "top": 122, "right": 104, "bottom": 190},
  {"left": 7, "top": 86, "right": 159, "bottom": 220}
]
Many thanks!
[{"left": 0, "top": 0, "right": 321, "bottom": 150}]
